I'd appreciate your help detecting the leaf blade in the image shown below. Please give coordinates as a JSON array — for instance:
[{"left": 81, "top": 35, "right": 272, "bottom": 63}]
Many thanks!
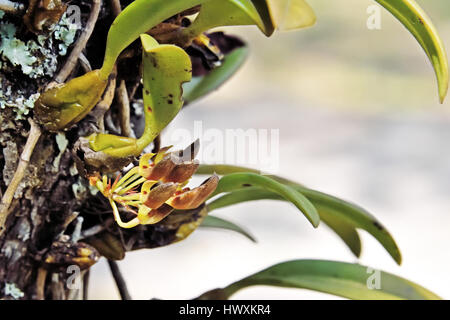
[
  {"left": 319, "top": 211, "right": 362, "bottom": 258},
  {"left": 213, "top": 172, "right": 320, "bottom": 228},
  {"left": 198, "top": 164, "right": 400, "bottom": 264},
  {"left": 184, "top": 0, "right": 266, "bottom": 37},
  {"left": 138, "top": 34, "right": 192, "bottom": 149},
  {"left": 100, "top": 0, "right": 209, "bottom": 78},
  {"left": 376, "top": 0, "right": 448, "bottom": 102},
  {"left": 210, "top": 260, "right": 442, "bottom": 300},
  {"left": 249, "top": 0, "right": 276, "bottom": 36},
  {"left": 208, "top": 186, "right": 400, "bottom": 264},
  {"left": 183, "top": 47, "right": 249, "bottom": 104},
  {"left": 197, "top": 260, "right": 441, "bottom": 300},
  {"left": 201, "top": 215, "right": 257, "bottom": 242}
]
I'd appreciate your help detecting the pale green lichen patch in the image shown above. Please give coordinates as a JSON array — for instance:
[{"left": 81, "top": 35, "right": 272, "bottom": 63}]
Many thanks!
[
  {"left": 0, "top": 82, "right": 40, "bottom": 120},
  {"left": 53, "top": 14, "right": 78, "bottom": 56},
  {"left": 0, "top": 10, "right": 79, "bottom": 120},
  {"left": 4, "top": 283, "right": 24, "bottom": 299},
  {"left": 0, "top": 22, "right": 37, "bottom": 74},
  {"left": 0, "top": 12, "right": 78, "bottom": 78}
]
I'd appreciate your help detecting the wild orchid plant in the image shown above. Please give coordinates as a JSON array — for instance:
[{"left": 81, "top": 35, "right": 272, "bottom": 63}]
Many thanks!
[{"left": 25, "top": 0, "right": 450, "bottom": 299}]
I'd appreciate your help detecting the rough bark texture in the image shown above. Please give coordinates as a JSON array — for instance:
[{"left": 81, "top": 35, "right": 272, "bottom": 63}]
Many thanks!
[
  {"left": 0, "top": 109, "right": 206, "bottom": 299},
  {"left": 0, "top": 113, "right": 86, "bottom": 299}
]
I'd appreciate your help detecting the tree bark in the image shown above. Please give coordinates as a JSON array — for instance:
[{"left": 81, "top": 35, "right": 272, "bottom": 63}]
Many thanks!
[
  {"left": 0, "top": 0, "right": 212, "bottom": 300},
  {"left": 0, "top": 115, "right": 90, "bottom": 299}
]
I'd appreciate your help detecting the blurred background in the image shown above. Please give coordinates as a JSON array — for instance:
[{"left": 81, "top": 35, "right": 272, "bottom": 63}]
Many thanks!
[{"left": 89, "top": 0, "right": 450, "bottom": 299}]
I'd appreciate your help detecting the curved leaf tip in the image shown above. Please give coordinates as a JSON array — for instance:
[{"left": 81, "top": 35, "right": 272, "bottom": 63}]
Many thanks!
[
  {"left": 376, "top": 0, "right": 449, "bottom": 103},
  {"left": 198, "top": 164, "right": 401, "bottom": 264},
  {"left": 213, "top": 172, "right": 321, "bottom": 228},
  {"left": 201, "top": 215, "right": 257, "bottom": 242}
]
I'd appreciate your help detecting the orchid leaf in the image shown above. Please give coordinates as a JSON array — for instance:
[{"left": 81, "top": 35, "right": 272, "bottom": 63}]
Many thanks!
[
  {"left": 184, "top": 47, "right": 249, "bottom": 104},
  {"left": 207, "top": 186, "right": 401, "bottom": 264},
  {"left": 201, "top": 215, "right": 257, "bottom": 242},
  {"left": 249, "top": 0, "right": 276, "bottom": 36},
  {"left": 197, "top": 260, "right": 441, "bottom": 300},
  {"left": 317, "top": 212, "right": 361, "bottom": 258},
  {"left": 197, "top": 164, "right": 260, "bottom": 176},
  {"left": 211, "top": 172, "right": 320, "bottom": 228},
  {"left": 89, "top": 35, "right": 192, "bottom": 157},
  {"left": 375, "top": 0, "right": 448, "bottom": 102},
  {"left": 139, "top": 35, "right": 192, "bottom": 146},
  {"left": 198, "top": 164, "right": 400, "bottom": 264},
  {"left": 183, "top": 0, "right": 266, "bottom": 40},
  {"left": 100, "top": 0, "right": 210, "bottom": 78}
]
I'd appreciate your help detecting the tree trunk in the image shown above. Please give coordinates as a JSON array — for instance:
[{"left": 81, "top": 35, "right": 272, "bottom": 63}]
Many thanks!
[
  {"left": 0, "top": 115, "right": 89, "bottom": 299},
  {"left": 0, "top": 0, "right": 213, "bottom": 300}
]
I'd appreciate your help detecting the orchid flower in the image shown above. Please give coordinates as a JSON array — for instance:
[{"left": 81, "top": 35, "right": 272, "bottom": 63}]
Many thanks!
[{"left": 90, "top": 145, "right": 218, "bottom": 228}]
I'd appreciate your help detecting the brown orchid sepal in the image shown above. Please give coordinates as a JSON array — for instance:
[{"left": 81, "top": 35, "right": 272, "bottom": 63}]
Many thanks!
[{"left": 138, "top": 152, "right": 200, "bottom": 183}]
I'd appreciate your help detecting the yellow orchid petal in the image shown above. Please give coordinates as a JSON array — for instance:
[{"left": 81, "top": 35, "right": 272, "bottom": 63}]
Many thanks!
[
  {"left": 138, "top": 204, "right": 174, "bottom": 225},
  {"left": 139, "top": 180, "right": 159, "bottom": 203},
  {"left": 153, "top": 146, "right": 173, "bottom": 164},
  {"left": 138, "top": 153, "right": 156, "bottom": 178}
]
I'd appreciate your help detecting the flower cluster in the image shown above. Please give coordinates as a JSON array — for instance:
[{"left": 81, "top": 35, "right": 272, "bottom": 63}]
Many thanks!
[{"left": 89, "top": 146, "right": 218, "bottom": 228}]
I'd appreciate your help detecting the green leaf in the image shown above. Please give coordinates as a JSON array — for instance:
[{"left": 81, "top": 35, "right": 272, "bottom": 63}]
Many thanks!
[
  {"left": 319, "top": 212, "right": 361, "bottom": 258},
  {"left": 375, "top": 0, "right": 448, "bottom": 103},
  {"left": 184, "top": 47, "right": 249, "bottom": 104},
  {"left": 139, "top": 34, "right": 192, "bottom": 147},
  {"left": 197, "top": 260, "right": 441, "bottom": 300},
  {"left": 211, "top": 172, "right": 320, "bottom": 228},
  {"left": 207, "top": 188, "right": 361, "bottom": 256},
  {"left": 34, "top": 70, "right": 108, "bottom": 131},
  {"left": 201, "top": 215, "right": 257, "bottom": 242},
  {"left": 182, "top": 0, "right": 267, "bottom": 39},
  {"left": 269, "top": 0, "right": 316, "bottom": 30},
  {"left": 198, "top": 164, "right": 400, "bottom": 264},
  {"left": 249, "top": 0, "right": 276, "bottom": 36},
  {"left": 100, "top": 0, "right": 210, "bottom": 79},
  {"left": 89, "top": 35, "right": 192, "bottom": 157},
  {"left": 197, "top": 164, "right": 260, "bottom": 175},
  {"left": 207, "top": 187, "right": 400, "bottom": 264}
]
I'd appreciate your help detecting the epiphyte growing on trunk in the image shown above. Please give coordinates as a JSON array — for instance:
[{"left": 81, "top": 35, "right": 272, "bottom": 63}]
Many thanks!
[{"left": 89, "top": 143, "right": 219, "bottom": 228}]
